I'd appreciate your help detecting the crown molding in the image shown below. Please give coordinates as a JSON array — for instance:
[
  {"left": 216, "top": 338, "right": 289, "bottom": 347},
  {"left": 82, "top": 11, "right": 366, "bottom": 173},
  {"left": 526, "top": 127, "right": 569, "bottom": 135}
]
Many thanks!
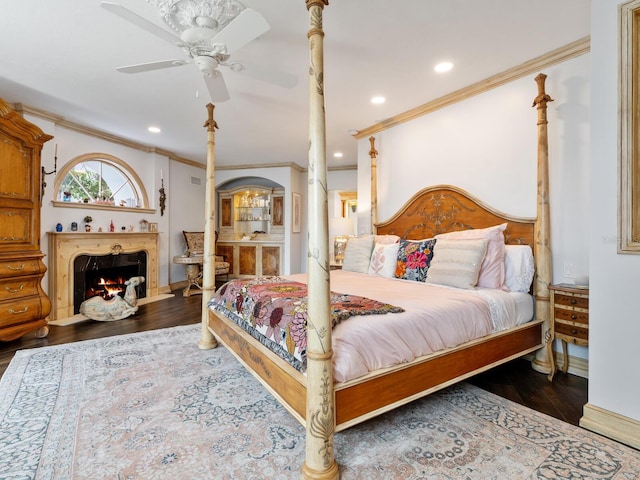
[
  {"left": 354, "top": 36, "right": 590, "bottom": 139},
  {"left": 12, "top": 103, "right": 202, "bottom": 168}
]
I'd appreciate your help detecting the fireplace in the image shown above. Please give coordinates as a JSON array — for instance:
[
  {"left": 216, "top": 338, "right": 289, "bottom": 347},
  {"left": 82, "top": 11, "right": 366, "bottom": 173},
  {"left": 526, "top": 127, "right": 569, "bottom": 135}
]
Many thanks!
[
  {"left": 73, "top": 251, "right": 147, "bottom": 314},
  {"left": 47, "top": 232, "right": 159, "bottom": 321}
]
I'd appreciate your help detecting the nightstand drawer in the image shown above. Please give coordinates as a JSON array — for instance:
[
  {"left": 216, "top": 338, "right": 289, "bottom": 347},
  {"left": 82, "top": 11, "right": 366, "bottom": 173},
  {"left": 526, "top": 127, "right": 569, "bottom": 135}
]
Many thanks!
[
  {"left": 554, "top": 293, "right": 588, "bottom": 310},
  {"left": 555, "top": 322, "right": 589, "bottom": 341},
  {"left": 554, "top": 308, "right": 588, "bottom": 325}
]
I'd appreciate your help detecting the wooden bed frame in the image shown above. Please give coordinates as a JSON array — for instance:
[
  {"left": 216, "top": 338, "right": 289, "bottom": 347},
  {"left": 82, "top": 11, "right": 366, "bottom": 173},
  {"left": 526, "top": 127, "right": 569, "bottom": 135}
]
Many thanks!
[{"left": 197, "top": 2, "right": 554, "bottom": 478}]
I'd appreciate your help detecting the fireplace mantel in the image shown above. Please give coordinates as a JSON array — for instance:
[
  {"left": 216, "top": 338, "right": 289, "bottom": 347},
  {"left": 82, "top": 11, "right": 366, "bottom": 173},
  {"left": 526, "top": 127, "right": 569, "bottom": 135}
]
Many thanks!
[{"left": 47, "top": 232, "right": 159, "bottom": 321}]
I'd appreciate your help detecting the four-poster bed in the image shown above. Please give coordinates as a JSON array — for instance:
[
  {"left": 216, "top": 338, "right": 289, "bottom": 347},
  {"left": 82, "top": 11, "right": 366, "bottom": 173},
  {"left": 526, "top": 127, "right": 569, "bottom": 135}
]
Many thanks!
[{"left": 198, "top": 2, "right": 554, "bottom": 478}]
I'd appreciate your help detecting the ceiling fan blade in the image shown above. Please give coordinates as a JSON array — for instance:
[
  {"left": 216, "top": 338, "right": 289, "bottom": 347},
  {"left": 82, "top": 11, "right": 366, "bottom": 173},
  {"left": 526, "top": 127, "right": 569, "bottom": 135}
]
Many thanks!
[
  {"left": 211, "top": 8, "right": 270, "bottom": 53},
  {"left": 231, "top": 61, "right": 297, "bottom": 89},
  {"left": 203, "top": 72, "right": 230, "bottom": 103},
  {"left": 116, "top": 59, "right": 188, "bottom": 74},
  {"left": 100, "top": 1, "right": 181, "bottom": 46}
]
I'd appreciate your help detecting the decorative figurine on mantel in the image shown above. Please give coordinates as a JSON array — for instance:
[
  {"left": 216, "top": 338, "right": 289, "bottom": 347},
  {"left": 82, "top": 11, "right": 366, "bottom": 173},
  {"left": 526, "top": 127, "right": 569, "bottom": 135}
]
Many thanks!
[
  {"left": 83, "top": 216, "right": 93, "bottom": 232},
  {"left": 79, "top": 276, "right": 145, "bottom": 321}
]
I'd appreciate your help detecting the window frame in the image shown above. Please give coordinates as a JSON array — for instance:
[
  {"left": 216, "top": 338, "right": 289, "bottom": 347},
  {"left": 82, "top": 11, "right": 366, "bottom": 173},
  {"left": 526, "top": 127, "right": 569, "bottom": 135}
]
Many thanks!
[{"left": 52, "top": 153, "right": 154, "bottom": 214}]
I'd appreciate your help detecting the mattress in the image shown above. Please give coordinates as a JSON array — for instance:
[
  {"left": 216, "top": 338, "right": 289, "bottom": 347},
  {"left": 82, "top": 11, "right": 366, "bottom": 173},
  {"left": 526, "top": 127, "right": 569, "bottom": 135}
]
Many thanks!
[{"left": 209, "top": 270, "right": 534, "bottom": 383}]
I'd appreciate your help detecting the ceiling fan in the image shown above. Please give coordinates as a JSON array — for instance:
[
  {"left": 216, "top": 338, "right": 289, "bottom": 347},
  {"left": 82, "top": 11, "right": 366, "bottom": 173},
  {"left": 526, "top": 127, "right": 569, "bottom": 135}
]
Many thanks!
[{"left": 101, "top": 0, "right": 297, "bottom": 102}]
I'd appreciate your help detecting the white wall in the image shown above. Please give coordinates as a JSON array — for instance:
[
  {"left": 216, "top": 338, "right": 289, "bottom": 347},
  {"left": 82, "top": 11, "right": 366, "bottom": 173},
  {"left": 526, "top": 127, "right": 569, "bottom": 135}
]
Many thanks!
[
  {"left": 589, "top": 0, "right": 640, "bottom": 423},
  {"left": 167, "top": 162, "right": 207, "bottom": 284},
  {"left": 356, "top": 55, "right": 591, "bottom": 361}
]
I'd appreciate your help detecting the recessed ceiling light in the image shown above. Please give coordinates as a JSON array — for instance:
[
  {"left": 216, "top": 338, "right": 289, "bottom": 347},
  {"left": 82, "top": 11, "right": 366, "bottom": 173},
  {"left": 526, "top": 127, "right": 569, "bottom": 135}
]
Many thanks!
[
  {"left": 434, "top": 62, "right": 453, "bottom": 73},
  {"left": 371, "top": 96, "right": 386, "bottom": 105},
  {"left": 148, "top": 126, "right": 161, "bottom": 133},
  {"left": 333, "top": 152, "right": 343, "bottom": 158}
]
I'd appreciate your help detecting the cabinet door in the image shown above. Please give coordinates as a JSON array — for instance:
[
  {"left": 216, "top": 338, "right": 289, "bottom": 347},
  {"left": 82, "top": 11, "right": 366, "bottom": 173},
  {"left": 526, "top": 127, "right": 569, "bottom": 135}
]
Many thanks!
[
  {"left": 239, "top": 245, "right": 257, "bottom": 276},
  {"left": 221, "top": 198, "right": 232, "bottom": 227},
  {"left": 262, "top": 246, "right": 281, "bottom": 276},
  {"left": 0, "top": 139, "right": 31, "bottom": 201},
  {"left": 0, "top": 208, "right": 32, "bottom": 247},
  {"left": 216, "top": 244, "right": 235, "bottom": 275},
  {"left": 272, "top": 196, "right": 284, "bottom": 226}
]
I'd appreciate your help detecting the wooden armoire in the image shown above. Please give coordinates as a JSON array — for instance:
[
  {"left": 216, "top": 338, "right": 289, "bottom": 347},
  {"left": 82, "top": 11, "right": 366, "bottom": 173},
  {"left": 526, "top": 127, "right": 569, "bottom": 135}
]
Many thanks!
[{"left": 0, "top": 98, "right": 52, "bottom": 341}]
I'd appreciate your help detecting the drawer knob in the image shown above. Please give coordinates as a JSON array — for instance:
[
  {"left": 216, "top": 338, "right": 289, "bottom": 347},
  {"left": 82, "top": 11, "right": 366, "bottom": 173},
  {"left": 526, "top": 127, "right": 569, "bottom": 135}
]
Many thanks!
[
  {"left": 9, "top": 306, "right": 28, "bottom": 314},
  {"left": 5, "top": 284, "right": 24, "bottom": 293},
  {"left": 571, "top": 313, "right": 577, "bottom": 320},
  {"left": 571, "top": 329, "right": 578, "bottom": 334},
  {"left": 570, "top": 298, "right": 577, "bottom": 305},
  {"left": 6, "top": 263, "right": 25, "bottom": 271}
]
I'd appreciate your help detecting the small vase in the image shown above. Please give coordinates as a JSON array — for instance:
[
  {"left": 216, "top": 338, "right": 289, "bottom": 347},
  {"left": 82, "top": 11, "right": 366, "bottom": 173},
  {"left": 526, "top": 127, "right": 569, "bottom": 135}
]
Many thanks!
[{"left": 85, "top": 224, "right": 92, "bottom": 232}]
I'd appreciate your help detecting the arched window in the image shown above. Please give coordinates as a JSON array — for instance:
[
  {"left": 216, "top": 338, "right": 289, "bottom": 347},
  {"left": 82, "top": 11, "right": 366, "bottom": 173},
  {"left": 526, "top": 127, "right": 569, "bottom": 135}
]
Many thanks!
[{"left": 52, "top": 153, "right": 153, "bottom": 213}]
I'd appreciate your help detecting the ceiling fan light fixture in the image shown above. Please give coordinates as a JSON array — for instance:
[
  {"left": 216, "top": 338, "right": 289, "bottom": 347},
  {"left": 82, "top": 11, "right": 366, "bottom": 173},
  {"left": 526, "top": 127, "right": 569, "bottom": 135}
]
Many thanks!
[{"left": 195, "top": 55, "right": 219, "bottom": 76}]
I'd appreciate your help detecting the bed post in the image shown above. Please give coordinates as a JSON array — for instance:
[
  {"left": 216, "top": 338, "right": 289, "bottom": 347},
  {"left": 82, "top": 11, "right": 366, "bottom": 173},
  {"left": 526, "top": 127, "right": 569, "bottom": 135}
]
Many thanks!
[
  {"left": 198, "top": 103, "right": 218, "bottom": 350},
  {"left": 369, "top": 136, "right": 378, "bottom": 233},
  {"left": 530, "top": 73, "right": 554, "bottom": 378},
  {"left": 302, "top": 1, "right": 339, "bottom": 479}
]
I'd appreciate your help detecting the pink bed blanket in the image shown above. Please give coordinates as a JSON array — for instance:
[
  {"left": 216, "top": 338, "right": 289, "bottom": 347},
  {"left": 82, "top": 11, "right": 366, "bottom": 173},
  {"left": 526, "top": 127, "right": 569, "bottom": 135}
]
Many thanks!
[{"left": 209, "top": 276, "right": 404, "bottom": 371}]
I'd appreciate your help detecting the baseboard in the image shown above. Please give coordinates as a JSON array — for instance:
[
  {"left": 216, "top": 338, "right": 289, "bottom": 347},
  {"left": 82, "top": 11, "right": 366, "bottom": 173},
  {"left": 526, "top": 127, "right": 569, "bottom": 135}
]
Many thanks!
[
  {"left": 523, "top": 351, "right": 589, "bottom": 379},
  {"left": 169, "top": 280, "right": 188, "bottom": 291},
  {"left": 553, "top": 352, "right": 589, "bottom": 379},
  {"left": 159, "top": 284, "right": 173, "bottom": 295},
  {"left": 581, "top": 403, "right": 640, "bottom": 450}
]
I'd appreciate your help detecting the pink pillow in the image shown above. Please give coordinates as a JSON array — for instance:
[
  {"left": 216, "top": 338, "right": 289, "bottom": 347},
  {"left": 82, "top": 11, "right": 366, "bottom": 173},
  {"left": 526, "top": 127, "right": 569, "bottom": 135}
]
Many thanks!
[{"left": 435, "top": 223, "right": 507, "bottom": 289}]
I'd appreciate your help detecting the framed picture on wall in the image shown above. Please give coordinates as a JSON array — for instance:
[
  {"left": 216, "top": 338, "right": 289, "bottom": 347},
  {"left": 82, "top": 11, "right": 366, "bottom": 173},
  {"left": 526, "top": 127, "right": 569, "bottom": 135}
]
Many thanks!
[{"left": 292, "top": 192, "right": 301, "bottom": 233}]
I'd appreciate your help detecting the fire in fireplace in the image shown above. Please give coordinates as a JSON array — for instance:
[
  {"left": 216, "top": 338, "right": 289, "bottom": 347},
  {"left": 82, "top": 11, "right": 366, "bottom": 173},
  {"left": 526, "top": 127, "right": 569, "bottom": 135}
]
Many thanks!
[{"left": 73, "top": 251, "right": 147, "bottom": 314}]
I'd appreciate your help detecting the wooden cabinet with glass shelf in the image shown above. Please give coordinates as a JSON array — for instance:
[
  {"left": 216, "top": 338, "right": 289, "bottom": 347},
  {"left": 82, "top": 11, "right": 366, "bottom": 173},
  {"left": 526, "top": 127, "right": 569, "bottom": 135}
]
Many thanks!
[
  {"left": 217, "top": 186, "right": 284, "bottom": 278},
  {"left": 219, "top": 186, "right": 284, "bottom": 240}
]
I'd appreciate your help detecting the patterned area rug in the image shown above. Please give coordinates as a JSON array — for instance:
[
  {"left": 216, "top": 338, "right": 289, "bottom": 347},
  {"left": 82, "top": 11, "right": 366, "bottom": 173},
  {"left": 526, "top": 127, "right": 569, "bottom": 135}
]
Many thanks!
[{"left": 1, "top": 325, "right": 639, "bottom": 479}]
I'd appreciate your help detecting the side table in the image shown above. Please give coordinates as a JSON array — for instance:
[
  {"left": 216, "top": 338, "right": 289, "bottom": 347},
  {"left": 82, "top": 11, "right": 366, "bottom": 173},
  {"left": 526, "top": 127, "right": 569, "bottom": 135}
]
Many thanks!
[
  {"left": 549, "top": 283, "right": 589, "bottom": 377},
  {"left": 173, "top": 255, "right": 203, "bottom": 297}
]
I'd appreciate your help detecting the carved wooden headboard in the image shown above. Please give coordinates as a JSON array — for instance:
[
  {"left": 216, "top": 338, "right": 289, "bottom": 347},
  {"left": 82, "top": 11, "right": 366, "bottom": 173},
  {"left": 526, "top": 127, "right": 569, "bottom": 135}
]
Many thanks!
[{"left": 375, "top": 184, "right": 535, "bottom": 247}]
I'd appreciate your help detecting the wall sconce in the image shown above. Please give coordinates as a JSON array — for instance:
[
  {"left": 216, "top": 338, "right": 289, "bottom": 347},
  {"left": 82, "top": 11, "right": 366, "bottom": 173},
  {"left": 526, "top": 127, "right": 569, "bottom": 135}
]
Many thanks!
[
  {"left": 40, "top": 144, "right": 57, "bottom": 203},
  {"left": 330, "top": 217, "right": 354, "bottom": 264}
]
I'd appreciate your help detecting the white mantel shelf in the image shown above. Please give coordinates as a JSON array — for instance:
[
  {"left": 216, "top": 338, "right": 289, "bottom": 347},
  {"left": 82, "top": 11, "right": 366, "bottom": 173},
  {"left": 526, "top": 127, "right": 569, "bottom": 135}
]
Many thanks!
[{"left": 47, "top": 232, "right": 159, "bottom": 321}]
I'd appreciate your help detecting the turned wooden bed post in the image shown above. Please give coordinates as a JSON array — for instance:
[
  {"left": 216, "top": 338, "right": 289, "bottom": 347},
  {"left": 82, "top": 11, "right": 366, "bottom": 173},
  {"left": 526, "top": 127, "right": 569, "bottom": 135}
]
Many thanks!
[
  {"left": 302, "top": 1, "right": 339, "bottom": 479},
  {"left": 530, "top": 73, "right": 554, "bottom": 378},
  {"left": 199, "top": 103, "right": 219, "bottom": 350},
  {"left": 369, "top": 136, "right": 378, "bottom": 233}
]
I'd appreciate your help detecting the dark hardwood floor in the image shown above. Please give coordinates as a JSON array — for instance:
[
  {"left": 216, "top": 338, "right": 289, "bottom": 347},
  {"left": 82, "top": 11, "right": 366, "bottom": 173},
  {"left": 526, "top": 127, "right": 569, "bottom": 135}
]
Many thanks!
[{"left": 0, "top": 290, "right": 588, "bottom": 427}]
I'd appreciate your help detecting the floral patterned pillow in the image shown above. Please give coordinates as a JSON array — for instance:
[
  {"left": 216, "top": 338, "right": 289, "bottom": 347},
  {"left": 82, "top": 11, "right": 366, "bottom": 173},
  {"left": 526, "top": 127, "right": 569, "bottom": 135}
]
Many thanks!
[{"left": 394, "top": 238, "right": 436, "bottom": 282}]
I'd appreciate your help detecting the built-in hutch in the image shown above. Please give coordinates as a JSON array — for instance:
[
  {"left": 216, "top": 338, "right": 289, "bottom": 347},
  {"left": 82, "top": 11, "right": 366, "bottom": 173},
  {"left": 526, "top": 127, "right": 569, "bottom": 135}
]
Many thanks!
[
  {"left": 0, "top": 97, "right": 52, "bottom": 341},
  {"left": 217, "top": 186, "right": 284, "bottom": 278}
]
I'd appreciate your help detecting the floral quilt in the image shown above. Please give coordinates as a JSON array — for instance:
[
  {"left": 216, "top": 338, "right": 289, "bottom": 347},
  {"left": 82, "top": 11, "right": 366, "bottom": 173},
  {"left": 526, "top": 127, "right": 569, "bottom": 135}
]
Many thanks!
[{"left": 208, "top": 277, "right": 404, "bottom": 372}]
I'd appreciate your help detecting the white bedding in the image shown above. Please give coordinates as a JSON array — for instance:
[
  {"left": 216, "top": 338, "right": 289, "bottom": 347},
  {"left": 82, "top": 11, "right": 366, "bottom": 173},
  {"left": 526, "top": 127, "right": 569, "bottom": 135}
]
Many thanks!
[{"left": 287, "top": 270, "right": 534, "bottom": 383}]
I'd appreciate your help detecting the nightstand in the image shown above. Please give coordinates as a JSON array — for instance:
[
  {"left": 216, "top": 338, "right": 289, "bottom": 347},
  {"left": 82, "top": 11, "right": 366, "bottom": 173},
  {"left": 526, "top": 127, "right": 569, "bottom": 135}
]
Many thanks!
[{"left": 549, "top": 284, "right": 589, "bottom": 375}]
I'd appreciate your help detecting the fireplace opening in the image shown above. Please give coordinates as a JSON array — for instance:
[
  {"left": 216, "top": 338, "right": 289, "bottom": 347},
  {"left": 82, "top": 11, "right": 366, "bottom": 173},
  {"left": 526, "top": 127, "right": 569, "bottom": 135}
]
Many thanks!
[{"left": 74, "top": 251, "right": 147, "bottom": 314}]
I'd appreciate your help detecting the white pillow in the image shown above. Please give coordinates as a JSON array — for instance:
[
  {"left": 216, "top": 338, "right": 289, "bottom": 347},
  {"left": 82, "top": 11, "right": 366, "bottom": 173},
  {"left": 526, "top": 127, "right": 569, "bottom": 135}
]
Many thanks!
[
  {"left": 504, "top": 245, "right": 535, "bottom": 292},
  {"left": 374, "top": 234, "right": 400, "bottom": 245},
  {"left": 342, "top": 235, "right": 374, "bottom": 273},
  {"left": 435, "top": 223, "right": 507, "bottom": 289},
  {"left": 368, "top": 242, "right": 400, "bottom": 278},
  {"left": 426, "top": 238, "right": 488, "bottom": 289}
]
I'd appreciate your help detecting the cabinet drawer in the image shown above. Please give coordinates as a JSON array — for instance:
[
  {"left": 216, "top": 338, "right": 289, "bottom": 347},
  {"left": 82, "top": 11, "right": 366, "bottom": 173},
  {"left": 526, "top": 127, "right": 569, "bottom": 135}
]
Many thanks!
[
  {"left": 555, "top": 321, "right": 589, "bottom": 341},
  {"left": 554, "top": 307, "right": 588, "bottom": 325},
  {"left": 0, "top": 296, "right": 44, "bottom": 327},
  {"left": 0, "top": 277, "right": 40, "bottom": 302},
  {"left": 0, "top": 259, "right": 42, "bottom": 277},
  {"left": 554, "top": 293, "right": 588, "bottom": 310}
]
